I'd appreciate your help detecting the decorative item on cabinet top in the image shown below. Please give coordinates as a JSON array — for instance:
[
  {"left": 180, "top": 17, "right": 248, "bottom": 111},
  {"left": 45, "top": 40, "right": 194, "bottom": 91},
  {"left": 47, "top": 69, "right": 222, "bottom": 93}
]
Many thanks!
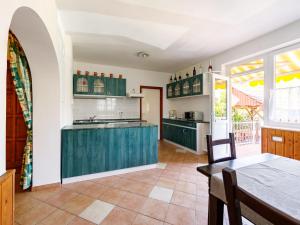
[
  {"left": 167, "top": 74, "right": 204, "bottom": 99},
  {"left": 73, "top": 73, "right": 126, "bottom": 99}
]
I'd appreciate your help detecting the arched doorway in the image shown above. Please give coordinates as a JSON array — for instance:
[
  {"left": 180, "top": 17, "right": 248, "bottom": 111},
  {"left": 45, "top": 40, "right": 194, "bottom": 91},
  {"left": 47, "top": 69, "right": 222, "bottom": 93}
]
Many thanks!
[
  {"left": 6, "top": 7, "right": 61, "bottom": 190},
  {"left": 6, "top": 49, "right": 31, "bottom": 192}
]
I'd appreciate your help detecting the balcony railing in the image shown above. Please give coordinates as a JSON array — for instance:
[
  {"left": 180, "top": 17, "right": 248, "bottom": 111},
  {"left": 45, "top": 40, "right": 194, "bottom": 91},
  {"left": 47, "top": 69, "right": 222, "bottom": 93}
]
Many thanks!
[{"left": 232, "top": 121, "right": 261, "bottom": 145}]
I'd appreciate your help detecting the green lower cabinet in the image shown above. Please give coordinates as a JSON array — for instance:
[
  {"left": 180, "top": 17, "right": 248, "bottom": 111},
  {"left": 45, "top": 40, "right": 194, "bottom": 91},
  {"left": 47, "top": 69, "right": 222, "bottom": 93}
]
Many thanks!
[
  {"left": 163, "top": 122, "right": 196, "bottom": 151},
  {"left": 61, "top": 126, "right": 158, "bottom": 179}
]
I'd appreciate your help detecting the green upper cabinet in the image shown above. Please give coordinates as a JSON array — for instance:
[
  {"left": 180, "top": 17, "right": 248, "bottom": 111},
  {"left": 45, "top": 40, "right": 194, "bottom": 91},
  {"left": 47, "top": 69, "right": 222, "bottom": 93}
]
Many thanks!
[
  {"left": 73, "top": 75, "right": 92, "bottom": 95},
  {"left": 173, "top": 81, "right": 181, "bottom": 97},
  {"left": 105, "top": 77, "right": 126, "bottom": 96},
  {"left": 166, "top": 83, "right": 174, "bottom": 98},
  {"left": 166, "top": 74, "right": 203, "bottom": 99},
  {"left": 182, "top": 78, "right": 192, "bottom": 96},
  {"left": 191, "top": 74, "right": 203, "bottom": 95},
  {"left": 105, "top": 77, "right": 116, "bottom": 96},
  {"left": 116, "top": 78, "right": 126, "bottom": 96},
  {"left": 73, "top": 74, "right": 126, "bottom": 97},
  {"left": 91, "top": 77, "right": 106, "bottom": 95}
]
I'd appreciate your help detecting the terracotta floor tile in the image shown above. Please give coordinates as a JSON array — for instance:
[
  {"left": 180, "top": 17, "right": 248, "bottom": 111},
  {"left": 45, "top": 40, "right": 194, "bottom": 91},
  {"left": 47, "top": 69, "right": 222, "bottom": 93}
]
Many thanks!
[
  {"left": 15, "top": 195, "right": 42, "bottom": 218},
  {"left": 139, "top": 198, "right": 169, "bottom": 221},
  {"left": 171, "top": 191, "right": 196, "bottom": 209},
  {"left": 133, "top": 214, "right": 164, "bottom": 225},
  {"left": 142, "top": 168, "right": 164, "bottom": 177},
  {"left": 136, "top": 175, "right": 159, "bottom": 185},
  {"left": 175, "top": 181, "right": 197, "bottom": 195},
  {"left": 63, "top": 181, "right": 94, "bottom": 193},
  {"left": 161, "top": 170, "right": 181, "bottom": 180},
  {"left": 179, "top": 174, "right": 197, "bottom": 183},
  {"left": 196, "top": 196, "right": 209, "bottom": 212},
  {"left": 46, "top": 188, "right": 79, "bottom": 207},
  {"left": 38, "top": 209, "right": 75, "bottom": 225},
  {"left": 157, "top": 177, "right": 177, "bottom": 189},
  {"left": 92, "top": 176, "right": 121, "bottom": 187},
  {"left": 98, "top": 188, "right": 127, "bottom": 205},
  {"left": 61, "top": 194, "right": 94, "bottom": 215},
  {"left": 15, "top": 201, "right": 56, "bottom": 225},
  {"left": 68, "top": 217, "right": 95, "bottom": 225},
  {"left": 127, "top": 181, "right": 154, "bottom": 196},
  {"left": 80, "top": 183, "right": 109, "bottom": 198},
  {"left": 28, "top": 187, "right": 61, "bottom": 201},
  {"left": 165, "top": 204, "right": 196, "bottom": 225},
  {"left": 113, "top": 178, "right": 136, "bottom": 190},
  {"left": 100, "top": 207, "right": 137, "bottom": 225},
  {"left": 196, "top": 210, "right": 208, "bottom": 225},
  {"left": 118, "top": 192, "right": 147, "bottom": 212}
]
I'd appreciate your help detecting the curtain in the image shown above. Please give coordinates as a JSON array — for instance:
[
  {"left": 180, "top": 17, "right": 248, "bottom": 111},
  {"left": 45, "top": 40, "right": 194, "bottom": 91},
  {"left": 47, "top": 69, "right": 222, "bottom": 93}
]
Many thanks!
[
  {"left": 7, "top": 31, "right": 33, "bottom": 190},
  {"left": 269, "top": 87, "right": 300, "bottom": 124}
]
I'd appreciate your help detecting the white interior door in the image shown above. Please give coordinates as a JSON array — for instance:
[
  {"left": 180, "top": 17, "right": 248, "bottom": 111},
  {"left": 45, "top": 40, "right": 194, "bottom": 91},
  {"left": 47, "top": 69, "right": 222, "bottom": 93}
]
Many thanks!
[
  {"left": 211, "top": 74, "right": 231, "bottom": 158},
  {"left": 141, "top": 88, "right": 160, "bottom": 140}
]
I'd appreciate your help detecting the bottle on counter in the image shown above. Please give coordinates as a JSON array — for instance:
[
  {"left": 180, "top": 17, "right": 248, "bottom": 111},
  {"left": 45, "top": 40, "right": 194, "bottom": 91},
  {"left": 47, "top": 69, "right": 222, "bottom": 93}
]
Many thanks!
[
  {"left": 170, "top": 75, "right": 173, "bottom": 83},
  {"left": 193, "top": 67, "right": 196, "bottom": 76},
  {"left": 174, "top": 74, "right": 177, "bottom": 82},
  {"left": 199, "top": 65, "right": 203, "bottom": 74},
  {"left": 208, "top": 60, "right": 213, "bottom": 73},
  {"left": 179, "top": 74, "right": 182, "bottom": 80}
]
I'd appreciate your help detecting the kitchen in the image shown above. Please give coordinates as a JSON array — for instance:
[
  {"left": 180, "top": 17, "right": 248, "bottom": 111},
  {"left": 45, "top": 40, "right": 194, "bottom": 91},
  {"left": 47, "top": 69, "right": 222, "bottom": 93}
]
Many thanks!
[
  {"left": 61, "top": 61, "right": 211, "bottom": 183},
  {"left": 2, "top": 1, "right": 300, "bottom": 225}
]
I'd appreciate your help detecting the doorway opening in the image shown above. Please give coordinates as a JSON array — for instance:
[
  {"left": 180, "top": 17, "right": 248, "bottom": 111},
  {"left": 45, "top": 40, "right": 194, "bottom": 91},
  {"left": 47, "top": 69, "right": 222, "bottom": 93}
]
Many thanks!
[
  {"left": 6, "top": 32, "right": 33, "bottom": 192},
  {"left": 230, "top": 58, "right": 264, "bottom": 157},
  {"left": 140, "top": 86, "right": 163, "bottom": 140}
]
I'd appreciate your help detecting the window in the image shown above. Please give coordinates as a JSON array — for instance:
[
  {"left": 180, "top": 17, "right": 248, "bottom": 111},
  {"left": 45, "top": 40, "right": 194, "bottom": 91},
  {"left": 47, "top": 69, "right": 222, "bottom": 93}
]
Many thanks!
[{"left": 269, "top": 48, "right": 300, "bottom": 123}]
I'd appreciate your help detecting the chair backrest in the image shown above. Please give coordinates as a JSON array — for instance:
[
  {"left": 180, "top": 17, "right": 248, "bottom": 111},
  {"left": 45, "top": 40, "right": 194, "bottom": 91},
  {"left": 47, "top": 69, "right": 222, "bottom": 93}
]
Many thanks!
[
  {"left": 222, "top": 168, "right": 300, "bottom": 225},
  {"left": 206, "top": 133, "right": 236, "bottom": 164}
]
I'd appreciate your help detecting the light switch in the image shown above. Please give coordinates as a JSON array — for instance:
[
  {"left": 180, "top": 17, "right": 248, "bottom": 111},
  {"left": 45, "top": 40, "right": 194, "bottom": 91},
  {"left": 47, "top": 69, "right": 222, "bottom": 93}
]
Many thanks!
[{"left": 272, "top": 136, "right": 283, "bottom": 142}]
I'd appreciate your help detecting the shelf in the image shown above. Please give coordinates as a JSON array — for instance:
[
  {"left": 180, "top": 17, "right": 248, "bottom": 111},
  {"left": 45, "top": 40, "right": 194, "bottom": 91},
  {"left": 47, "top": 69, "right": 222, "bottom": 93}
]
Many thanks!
[{"left": 73, "top": 94, "right": 125, "bottom": 99}]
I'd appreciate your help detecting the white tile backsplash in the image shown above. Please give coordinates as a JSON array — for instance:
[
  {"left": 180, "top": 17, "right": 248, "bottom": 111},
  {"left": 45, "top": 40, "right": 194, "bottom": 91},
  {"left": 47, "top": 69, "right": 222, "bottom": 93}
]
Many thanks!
[{"left": 73, "top": 98, "right": 140, "bottom": 120}]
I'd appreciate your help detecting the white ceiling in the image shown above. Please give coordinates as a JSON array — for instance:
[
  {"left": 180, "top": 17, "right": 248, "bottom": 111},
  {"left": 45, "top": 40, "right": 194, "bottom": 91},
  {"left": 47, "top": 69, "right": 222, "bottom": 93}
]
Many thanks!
[{"left": 57, "top": 0, "right": 300, "bottom": 72}]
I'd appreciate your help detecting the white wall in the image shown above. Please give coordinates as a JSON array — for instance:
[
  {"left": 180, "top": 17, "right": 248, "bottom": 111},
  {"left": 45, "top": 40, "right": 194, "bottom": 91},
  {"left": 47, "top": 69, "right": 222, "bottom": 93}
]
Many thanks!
[
  {"left": 74, "top": 62, "right": 171, "bottom": 118},
  {"left": 0, "top": 1, "right": 73, "bottom": 186},
  {"left": 168, "top": 96, "right": 210, "bottom": 121}
]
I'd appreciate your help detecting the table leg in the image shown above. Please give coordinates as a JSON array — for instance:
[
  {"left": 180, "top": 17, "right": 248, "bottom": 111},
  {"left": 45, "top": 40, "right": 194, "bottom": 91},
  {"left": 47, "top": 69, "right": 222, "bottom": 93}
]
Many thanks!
[{"left": 208, "top": 194, "right": 224, "bottom": 225}]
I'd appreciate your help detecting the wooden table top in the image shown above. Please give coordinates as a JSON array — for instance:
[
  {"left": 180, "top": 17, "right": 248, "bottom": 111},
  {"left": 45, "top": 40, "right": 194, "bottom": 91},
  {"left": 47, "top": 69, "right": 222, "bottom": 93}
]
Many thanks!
[{"left": 196, "top": 153, "right": 280, "bottom": 178}]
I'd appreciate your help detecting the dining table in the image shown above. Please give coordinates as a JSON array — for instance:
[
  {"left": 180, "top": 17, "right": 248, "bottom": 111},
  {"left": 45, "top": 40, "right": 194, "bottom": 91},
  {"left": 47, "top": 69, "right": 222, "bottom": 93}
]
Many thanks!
[{"left": 197, "top": 153, "right": 300, "bottom": 225}]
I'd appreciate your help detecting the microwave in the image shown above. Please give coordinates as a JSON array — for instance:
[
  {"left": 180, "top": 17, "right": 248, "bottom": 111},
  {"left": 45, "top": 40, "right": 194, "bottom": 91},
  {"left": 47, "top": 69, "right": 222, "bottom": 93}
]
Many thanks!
[{"left": 184, "top": 111, "right": 203, "bottom": 121}]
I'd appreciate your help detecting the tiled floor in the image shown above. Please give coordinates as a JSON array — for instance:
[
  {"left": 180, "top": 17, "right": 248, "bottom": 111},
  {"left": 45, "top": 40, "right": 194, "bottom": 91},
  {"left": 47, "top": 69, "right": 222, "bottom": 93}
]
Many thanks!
[{"left": 15, "top": 141, "right": 219, "bottom": 225}]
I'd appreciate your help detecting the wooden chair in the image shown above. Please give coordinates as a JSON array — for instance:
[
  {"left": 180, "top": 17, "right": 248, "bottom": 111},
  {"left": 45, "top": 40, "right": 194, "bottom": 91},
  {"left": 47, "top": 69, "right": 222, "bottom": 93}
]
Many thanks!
[
  {"left": 206, "top": 133, "right": 236, "bottom": 165},
  {"left": 222, "top": 168, "right": 300, "bottom": 225}
]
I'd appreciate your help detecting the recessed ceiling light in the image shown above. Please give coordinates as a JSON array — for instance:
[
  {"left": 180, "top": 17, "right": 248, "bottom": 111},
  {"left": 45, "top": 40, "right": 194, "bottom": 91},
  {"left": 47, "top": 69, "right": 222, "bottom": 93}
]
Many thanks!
[{"left": 137, "top": 51, "right": 150, "bottom": 58}]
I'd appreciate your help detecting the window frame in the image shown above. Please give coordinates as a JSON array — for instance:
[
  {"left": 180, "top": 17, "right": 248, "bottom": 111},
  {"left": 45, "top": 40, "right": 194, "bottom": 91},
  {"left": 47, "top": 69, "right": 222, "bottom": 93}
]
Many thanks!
[{"left": 226, "top": 42, "right": 300, "bottom": 129}]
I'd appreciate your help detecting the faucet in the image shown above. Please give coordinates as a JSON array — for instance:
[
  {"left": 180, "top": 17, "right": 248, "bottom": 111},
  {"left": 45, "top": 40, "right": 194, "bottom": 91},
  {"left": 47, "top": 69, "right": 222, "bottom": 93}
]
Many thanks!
[{"left": 89, "top": 115, "right": 97, "bottom": 122}]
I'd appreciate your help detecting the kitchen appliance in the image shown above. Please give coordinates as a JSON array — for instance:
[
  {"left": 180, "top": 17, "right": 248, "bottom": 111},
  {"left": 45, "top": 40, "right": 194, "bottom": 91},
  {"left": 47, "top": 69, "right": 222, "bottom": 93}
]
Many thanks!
[
  {"left": 184, "top": 111, "right": 203, "bottom": 121},
  {"left": 169, "top": 110, "right": 177, "bottom": 119}
]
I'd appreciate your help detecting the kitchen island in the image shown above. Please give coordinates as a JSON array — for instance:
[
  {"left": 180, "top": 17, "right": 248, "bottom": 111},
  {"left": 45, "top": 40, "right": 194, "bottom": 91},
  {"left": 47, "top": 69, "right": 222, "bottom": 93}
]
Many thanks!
[{"left": 61, "top": 122, "right": 158, "bottom": 182}]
